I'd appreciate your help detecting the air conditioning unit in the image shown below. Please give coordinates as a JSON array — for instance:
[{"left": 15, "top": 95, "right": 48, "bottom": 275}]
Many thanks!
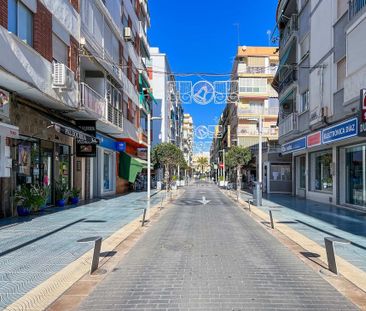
[
  {"left": 52, "top": 63, "right": 73, "bottom": 90},
  {"left": 124, "top": 27, "right": 132, "bottom": 41}
]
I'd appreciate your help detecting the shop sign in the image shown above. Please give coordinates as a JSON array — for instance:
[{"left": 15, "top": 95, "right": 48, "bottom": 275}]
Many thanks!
[
  {"left": 307, "top": 131, "right": 321, "bottom": 148},
  {"left": 96, "top": 133, "right": 116, "bottom": 151},
  {"left": 322, "top": 118, "right": 358, "bottom": 144},
  {"left": 359, "top": 89, "right": 366, "bottom": 136},
  {"left": 76, "top": 120, "right": 97, "bottom": 157},
  {"left": 137, "top": 148, "right": 147, "bottom": 160},
  {"left": 281, "top": 137, "right": 307, "bottom": 154},
  {"left": 0, "top": 89, "right": 10, "bottom": 118},
  {"left": 115, "top": 141, "right": 126, "bottom": 152}
]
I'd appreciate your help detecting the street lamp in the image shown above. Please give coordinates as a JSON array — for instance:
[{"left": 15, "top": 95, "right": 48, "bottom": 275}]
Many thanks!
[
  {"left": 218, "top": 149, "right": 226, "bottom": 186},
  {"left": 146, "top": 114, "right": 162, "bottom": 222}
]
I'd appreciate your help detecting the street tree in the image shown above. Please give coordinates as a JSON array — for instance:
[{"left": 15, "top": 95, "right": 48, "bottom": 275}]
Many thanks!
[
  {"left": 151, "top": 143, "right": 185, "bottom": 191},
  {"left": 196, "top": 156, "right": 208, "bottom": 174},
  {"left": 226, "top": 146, "right": 252, "bottom": 194}
]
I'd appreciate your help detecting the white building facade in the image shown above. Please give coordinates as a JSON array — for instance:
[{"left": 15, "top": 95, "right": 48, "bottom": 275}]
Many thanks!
[{"left": 275, "top": 0, "right": 366, "bottom": 210}]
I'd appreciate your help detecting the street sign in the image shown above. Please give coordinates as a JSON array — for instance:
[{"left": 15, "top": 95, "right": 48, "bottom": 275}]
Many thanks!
[
  {"left": 219, "top": 163, "right": 224, "bottom": 168},
  {"left": 213, "top": 164, "right": 218, "bottom": 169}
]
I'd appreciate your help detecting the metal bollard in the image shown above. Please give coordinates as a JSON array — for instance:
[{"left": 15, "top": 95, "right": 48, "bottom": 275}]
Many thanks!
[
  {"left": 269, "top": 210, "right": 274, "bottom": 229},
  {"left": 324, "top": 237, "right": 350, "bottom": 274},
  {"left": 247, "top": 199, "right": 252, "bottom": 212},
  {"left": 77, "top": 236, "right": 102, "bottom": 274},
  {"left": 141, "top": 208, "right": 147, "bottom": 227}
]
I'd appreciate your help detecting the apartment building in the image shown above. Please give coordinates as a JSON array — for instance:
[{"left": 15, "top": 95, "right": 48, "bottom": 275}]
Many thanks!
[
  {"left": 182, "top": 113, "right": 193, "bottom": 166},
  {"left": 274, "top": 0, "right": 366, "bottom": 209},
  {"left": 148, "top": 47, "right": 184, "bottom": 149},
  {"left": 211, "top": 46, "right": 291, "bottom": 192},
  {"left": 0, "top": 0, "right": 152, "bottom": 218}
]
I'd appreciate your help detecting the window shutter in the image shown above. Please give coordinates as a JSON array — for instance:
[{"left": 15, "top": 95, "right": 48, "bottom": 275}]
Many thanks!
[
  {"left": 68, "top": 35, "right": 79, "bottom": 77},
  {"left": 248, "top": 57, "right": 265, "bottom": 67}
]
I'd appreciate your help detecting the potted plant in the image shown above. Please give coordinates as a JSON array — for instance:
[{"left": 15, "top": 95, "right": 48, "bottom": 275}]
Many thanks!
[
  {"left": 14, "top": 185, "right": 33, "bottom": 216},
  {"left": 69, "top": 187, "right": 80, "bottom": 205},
  {"left": 55, "top": 180, "right": 69, "bottom": 207},
  {"left": 39, "top": 185, "right": 50, "bottom": 211}
]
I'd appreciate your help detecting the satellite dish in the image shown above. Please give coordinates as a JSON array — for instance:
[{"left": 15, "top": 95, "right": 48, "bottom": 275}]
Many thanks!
[{"left": 241, "top": 46, "right": 247, "bottom": 51}]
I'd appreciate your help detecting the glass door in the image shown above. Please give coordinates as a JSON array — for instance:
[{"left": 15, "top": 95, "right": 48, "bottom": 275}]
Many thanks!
[{"left": 40, "top": 142, "right": 53, "bottom": 205}]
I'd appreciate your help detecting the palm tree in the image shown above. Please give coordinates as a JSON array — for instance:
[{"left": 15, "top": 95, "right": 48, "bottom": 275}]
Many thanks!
[{"left": 196, "top": 156, "right": 208, "bottom": 174}]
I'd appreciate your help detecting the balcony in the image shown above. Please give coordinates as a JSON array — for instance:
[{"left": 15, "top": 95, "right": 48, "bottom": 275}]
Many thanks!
[
  {"left": 349, "top": 0, "right": 366, "bottom": 20},
  {"left": 238, "top": 106, "right": 279, "bottom": 116},
  {"left": 279, "top": 113, "right": 297, "bottom": 137},
  {"left": 238, "top": 127, "right": 278, "bottom": 137},
  {"left": 279, "top": 14, "right": 298, "bottom": 51},
  {"left": 80, "top": 83, "right": 106, "bottom": 119},
  {"left": 278, "top": 69, "right": 297, "bottom": 94},
  {"left": 139, "top": 21, "right": 149, "bottom": 54},
  {"left": 237, "top": 64, "right": 278, "bottom": 75}
]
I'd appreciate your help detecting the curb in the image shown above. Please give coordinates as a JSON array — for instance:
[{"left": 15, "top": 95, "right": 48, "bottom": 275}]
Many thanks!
[
  {"left": 4, "top": 189, "right": 184, "bottom": 311},
  {"left": 223, "top": 189, "right": 366, "bottom": 295}
]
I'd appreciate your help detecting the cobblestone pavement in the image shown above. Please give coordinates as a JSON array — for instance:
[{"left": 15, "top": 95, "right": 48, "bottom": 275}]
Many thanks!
[
  {"left": 236, "top": 190, "right": 366, "bottom": 272},
  {"left": 0, "top": 191, "right": 164, "bottom": 310},
  {"left": 78, "top": 182, "right": 356, "bottom": 311}
]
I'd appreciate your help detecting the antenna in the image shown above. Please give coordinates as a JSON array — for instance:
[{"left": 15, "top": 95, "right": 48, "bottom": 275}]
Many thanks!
[{"left": 266, "top": 30, "right": 272, "bottom": 46}]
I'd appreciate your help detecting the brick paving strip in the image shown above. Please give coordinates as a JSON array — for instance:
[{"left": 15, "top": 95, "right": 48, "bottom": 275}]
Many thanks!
[
  {"left": 224, "top": 189, "right": 366, "bottom": 309},
  {"left": 3, "top": 189, "right": 184, "bottom": 311},
  {"left": 62, "top": 182, "right": 359, "bottom": 310}
]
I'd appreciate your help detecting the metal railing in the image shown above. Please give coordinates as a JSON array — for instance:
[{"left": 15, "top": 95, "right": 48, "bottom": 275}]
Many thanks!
[
  {"left": 280, "top": 14, "right": 298, "bottom": 49},
  {"left": 349, "top": 0, "right": 366, "bottom": 20},
  {"left": 279, "top": 113, "right": 297, "bottom": 137},
  {"left": 237, "top": 107, "right": 279, "bottom": 116},
  {"left": 237, "top": 64, "right": 278, "bottom": 75},
  {"left": 278, "top": 69, "right": 297, "bottom": 94},
  {"left": 237, "top": 127, "right": 278, "bottom": 136},
  {"left": 80, "top": 82, "right": 106, "bottom": 118}
]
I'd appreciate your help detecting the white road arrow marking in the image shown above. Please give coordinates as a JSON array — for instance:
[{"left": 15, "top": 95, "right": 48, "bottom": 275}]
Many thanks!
[{"left": 198, "top": 196, "right": 211, "bottom": 205}]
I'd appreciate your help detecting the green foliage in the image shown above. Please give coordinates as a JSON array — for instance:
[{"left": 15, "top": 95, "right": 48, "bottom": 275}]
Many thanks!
[
  {"left": 70, "top": 187, "right": 80, "bottom": 198},
  {"left": 15, "top": 184, "right": 50, "bottom": 211},
  {"left": 171, "top": 175, "right": 178, "bottom": 181},
  {"left": 151, "top": 143, "right": 185, "bottom": 168},
  {"left": 225, "top": 146, "right": 252, "bottom": 169},
  {"left": 55, "top": 179, "right": 69, "bottom": 200}
]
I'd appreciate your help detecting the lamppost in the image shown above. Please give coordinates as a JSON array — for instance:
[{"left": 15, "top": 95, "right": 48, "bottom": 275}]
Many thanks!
[
  {"left": 218, "top": 149, "right": 226, "bottom": 186},
  {"left": 145, "top": 113, "right": 162, "bottom": 225}
]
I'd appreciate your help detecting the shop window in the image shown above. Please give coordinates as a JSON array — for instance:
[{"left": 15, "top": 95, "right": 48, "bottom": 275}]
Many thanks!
[
  {"left": 58, "top": 144, "right": 70, "bottom": 188},
  {"left": 16, "top": 139, "right": 40, "bottom": 186},
  {"left": 8, "top": 0, "right": 33, "bottom": 46},
  {"left": 344, "top": 145, "right": 366, "bottom": 206},
  {"left": 103, "top": 151, "right": 112, "bottom": 191},
  {"left": 270, "top": 165, "right": 291, "bottom": 182},
  {"left": 299, "top": 156, "right": 306, "bottom": 189},
  {"left": 310, "top": 150, "right": 333, "bottom": 193}
]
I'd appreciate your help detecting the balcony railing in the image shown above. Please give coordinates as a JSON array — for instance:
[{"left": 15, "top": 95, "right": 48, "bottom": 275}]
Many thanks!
[
  {"left": 237, "top": 127, "right": 278, "bottom": 136},
  {"left": 80, "top": 82, "right": 106, "bottom": 118},
  {"left": 278, "top": 69, "right": 297, "bottom": 94},
  {"left": 237, "top": 64, "right": 278, "bottom": 75},
  {"left": 279, "top": 113, "right": 297, "bottom": 137},
  {"left": 280, "top": 14, "right": 298, "bottom": 50},
  {"left": 349, "top": 0, "right": 366, "bottom": 20},
  {"left": 238, "top": 107, "right": 279, "bottom": 116}
]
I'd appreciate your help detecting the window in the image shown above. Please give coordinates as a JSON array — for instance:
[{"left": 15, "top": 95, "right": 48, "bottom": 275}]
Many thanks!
[
  {"left": 337, "top": 57, "right": 346, "bottom": 91},
  {"left": 299, "top": 156, "right": 306, "bottom": 189},
  {"left": 300, "top": 90, "right": 309, "bottom": 113},
  {"left": 103, "top": 151, "right": 112, "bottom": 191},
  {"left": 310, "top": 150, "right": 333, "bottom": 193},
  {"left": 248, "top": 57, "right": 265, "bottom": 67},
  {"left": 8, "top": 0, "right": 33, "bottom": 46},
  {"left": 239, "top": 78, "right": 267, "bottom": 93},
  {"left": 52, "top": 34, "right": 68, "bottom": 64},
  {"left": 337, "top": 0, "right": 348, "bottom": 18}
]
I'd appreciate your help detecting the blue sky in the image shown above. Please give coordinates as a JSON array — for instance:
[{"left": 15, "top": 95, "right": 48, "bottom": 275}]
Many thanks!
[{"left": 148, "top": 0, "right": 278, "bottom": 153}]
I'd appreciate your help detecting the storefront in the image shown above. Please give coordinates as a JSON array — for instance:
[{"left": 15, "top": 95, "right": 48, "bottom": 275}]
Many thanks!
[
  {"left": 94, "top": 133, "right": 117, "bottom": 197},
  {"left": 283, "top": 117, "right": 366, "bottom": 209}
]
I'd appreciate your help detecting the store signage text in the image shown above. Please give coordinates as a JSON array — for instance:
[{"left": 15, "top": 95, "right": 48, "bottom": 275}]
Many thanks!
[
  {"left": 116, "top": 142, "right": 126, "bottom": 152},
  {"left": 322, "top": 118, "right": 358, "bottom": 144},
  {"left": 281, "top": 137, "right": 307, "bottom": 154},
  {"left": 307, "top": 131, "right": 321, "bottom": 148},
  {"left": 76, "top": 120, "right": 97, "bottom": 157}
]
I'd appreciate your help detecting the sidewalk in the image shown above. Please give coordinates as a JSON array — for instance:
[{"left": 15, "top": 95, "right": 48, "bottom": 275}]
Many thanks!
[
  {"left": 234, "top": 190, "right": 366, "bottom": 273},
  {"left": 0, "top": 190, "right": 165, "bottom": 310}
]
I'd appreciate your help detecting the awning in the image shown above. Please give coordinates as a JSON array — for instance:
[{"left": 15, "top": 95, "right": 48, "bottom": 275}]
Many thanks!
[
  {"left": 0, "top": 122, "right": 19, "bottom": 138},
  {"left": 51, "top": 121, "right": 98, "bottom": 144},
  {"left": 119, "top": 152, "right": 147, "bottom": 183},
  {"left": 279, "top": 45, "right": 293, "bottom": 68}
]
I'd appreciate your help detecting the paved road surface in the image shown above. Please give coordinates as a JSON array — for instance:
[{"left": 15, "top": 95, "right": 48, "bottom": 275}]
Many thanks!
[{"left": 78, "top": 182, "right": 356, "bottom": 310}]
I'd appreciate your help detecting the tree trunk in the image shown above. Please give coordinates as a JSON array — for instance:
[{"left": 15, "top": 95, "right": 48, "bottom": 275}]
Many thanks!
[
  {"left": 164, "top": 164, "right": 169, "bottom": 200},
  {"left": 237, "top": 166, "right": 241, "bottom": 200}
]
